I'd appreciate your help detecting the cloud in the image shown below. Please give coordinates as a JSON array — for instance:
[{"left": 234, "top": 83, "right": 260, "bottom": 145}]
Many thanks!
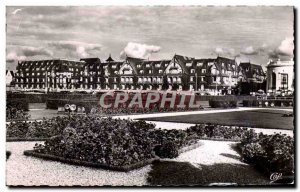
[
  {"left": 6, "top": 51, "right": 26, "bottom": 63},
  {"left": 241, "top": 46, "right": 259, "bottom": 55},
  {"left": 276, "top": 37, "right": 294, "bottom": 56},
  {"left": 268, "top": 38, "right": 294, "bottom": 59},
  {"left": 21, "top": 46, "right": 53, "bottom": 57},
  {"left": 49, "top": 41, "right": 102, "bottom": 58},
  {"left": 12, "top": 8, "right": 22, "bottom": 15},
  {"left": 213, "top": 47, "right": 239, "bottom": 57},
  {"left": 120, "top": 42, "right": 161, "bottom": 59}
]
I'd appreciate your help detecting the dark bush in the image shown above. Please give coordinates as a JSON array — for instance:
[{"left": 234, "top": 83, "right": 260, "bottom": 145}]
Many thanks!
[
  {"left": 241, "top": 133, "right": 294, "bottom": 175},
  {"left": 243, "top": 100, "right": 259, "bottom": 107},
  {"left": 154, "top": 141, "right": 179, "bottom": 159},
  {"left": 6, "top": 98, "right": 29, "bottom": 111},
  {"left": 209, "top": 100, "right": 237, "bottom": 108},
  {"left": 187, "top": 124, "right": 250, "bottom": 141}
]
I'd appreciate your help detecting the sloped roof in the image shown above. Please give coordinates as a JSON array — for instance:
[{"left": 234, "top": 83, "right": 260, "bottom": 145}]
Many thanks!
[
  {"left": 80, "top": 58, "right": 101, "bottom": 64},
  {"left": 239, "top": 62, "right": 265, "bottom": 78}
]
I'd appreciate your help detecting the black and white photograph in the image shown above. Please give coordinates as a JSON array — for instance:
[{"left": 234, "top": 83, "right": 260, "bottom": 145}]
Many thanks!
[{"left": 5, "top": 5, "right": 295, "bottom": 187}]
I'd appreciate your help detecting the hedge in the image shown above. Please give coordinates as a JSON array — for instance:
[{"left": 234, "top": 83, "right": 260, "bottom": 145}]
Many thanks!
[
  {"left": 208, "top": 100, "right": 238, "bottom": 108},
  {"left": 6, "top": 98, "right": 29, "bottom": 111}
]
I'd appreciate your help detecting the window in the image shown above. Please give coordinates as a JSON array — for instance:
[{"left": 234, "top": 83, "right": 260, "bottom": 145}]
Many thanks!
[
  {"left": 190, "top": 76, "right": 194, "bottom": 81},
  {"left": 146, "top": 64, "right": 150, "bottom": 68},
  {"left": 139, "top": 70, "right": 144, "bottom": 74},
  {"left": 197, "top": 62, "right": 203, "bottom": 67},
  {"left": 149, "top": 70, "right": 152, "bottom": 74},
  {"left": 159, "top": 70, "right": 163, "bottom": 73},
  {"left": 190, "top": 69, "right": 195, "bottom": 73},
  {"left": 186, "top": 62, "right": 192, "bottom": 67},
  {"left": 137, "top": 64, "right": 141, "bottom": 68},
  {"left": 281, "top": 74, "right": 288, "bottom": 90},
  {"left": 202, "top": 69, "right": 206, "bottom": 73}
]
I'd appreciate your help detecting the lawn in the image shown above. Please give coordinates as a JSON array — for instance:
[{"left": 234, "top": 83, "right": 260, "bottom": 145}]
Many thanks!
[{"left": 139, "top": 109, "right": 294, "bottom": 130}]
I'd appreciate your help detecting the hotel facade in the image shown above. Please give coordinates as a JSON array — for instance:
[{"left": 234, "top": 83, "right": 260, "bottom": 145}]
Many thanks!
[{"left": 13, "top": 54, "right": 265, "bottom": 93}]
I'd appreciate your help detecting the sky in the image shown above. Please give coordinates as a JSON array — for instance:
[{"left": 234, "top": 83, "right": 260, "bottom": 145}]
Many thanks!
[{"left": 6, "top": 6, "right": 294, "bottom": 70}]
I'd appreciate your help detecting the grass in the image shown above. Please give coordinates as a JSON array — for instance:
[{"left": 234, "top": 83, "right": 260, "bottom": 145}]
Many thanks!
[{"left": 139, "top": 109, "right": 294, "bottom": 130}]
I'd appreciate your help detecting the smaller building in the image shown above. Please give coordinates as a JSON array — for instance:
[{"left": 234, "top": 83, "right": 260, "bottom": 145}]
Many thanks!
[
  {"left": 266, "top": 59, "right": 294, "bottom": 93},
  {"left": 239, "top": 62, "right": 265, "bottom": 83}
]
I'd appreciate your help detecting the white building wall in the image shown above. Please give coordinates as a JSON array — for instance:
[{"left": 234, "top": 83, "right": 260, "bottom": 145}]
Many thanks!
[{"left": 266, "top": 60, "right": 294, "bottom": 92}]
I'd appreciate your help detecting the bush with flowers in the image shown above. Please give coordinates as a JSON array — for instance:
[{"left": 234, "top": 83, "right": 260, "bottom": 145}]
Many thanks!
[
  {"left": 31, "top": 116, "right": 193, "bottom": 166},
  {"left": 241, "top": 132, "right": 294, "bottom": 175}
]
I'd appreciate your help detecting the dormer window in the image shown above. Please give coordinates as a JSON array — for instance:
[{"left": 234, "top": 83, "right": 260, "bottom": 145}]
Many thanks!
[
  {"left": 186, "top": 62, "right": 192, "bottom": 67},
  {"left": 197, "top": 62, "right": 203, "bottom": 67}
]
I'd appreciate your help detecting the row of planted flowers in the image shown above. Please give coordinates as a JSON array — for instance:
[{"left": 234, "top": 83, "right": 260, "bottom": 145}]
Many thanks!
[
  {"left": 6, "top": 107, "right": 30, "bottom": 121},
  {"left": 240, "top": 131, "right": 294, "bottom": 175},
  {"left": 31, "top": 117, "right": 190, "bottom": 167},
  {"left": 7, "top": 115, "right": 294, "bottom": 174},
  {"left": 68, "top": 105, "right": 205, "bottom": 116},
  {"left": 7, "top": 116, "right": 252, "bottom": 141}
]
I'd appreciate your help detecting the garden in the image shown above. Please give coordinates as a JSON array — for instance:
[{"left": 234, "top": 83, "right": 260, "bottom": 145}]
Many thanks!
[{"left": 5, "top": 113, "right": 293, "bottom": 178}]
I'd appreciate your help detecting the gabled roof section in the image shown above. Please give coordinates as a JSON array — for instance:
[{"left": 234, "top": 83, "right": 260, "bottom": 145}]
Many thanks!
[
  {"left": 239, "top": 62, "right": 265, "bottom": 78},
  {"left": 80, "top": 58, "right": 101, "bottom": 64},
  {"left": 171, "top": 54, "right": 195, "bottom": 74},
  {"left": 106, "top": 54, "right": 114, "bottom": 62}
]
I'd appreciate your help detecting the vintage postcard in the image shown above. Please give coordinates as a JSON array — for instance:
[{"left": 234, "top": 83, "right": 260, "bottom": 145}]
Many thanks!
[{"left": 6, "top": 6, "right": 294, "bottom": 186}]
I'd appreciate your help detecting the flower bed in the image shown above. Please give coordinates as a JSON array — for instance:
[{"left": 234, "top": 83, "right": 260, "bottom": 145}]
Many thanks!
[
  {"left": 24, "top": 117, "right": 197, "bottom": 171},
  {"left": 240, "top": 132, "right": 294, "bottom": 176},
  {"left": 186, "top": 124, "right": 250, "bottom": 141},
  {"left": 95, "top": 106, "right": 204, "bottom": 116},
  {"left": 6, "top": 116, "right": 70, "bottom": 140},
  {"left": 23, "top": 150, "right": 159, "bottom": 172},
  {"left": 6, "top": 107, "right": 30, "bottom": 121}
]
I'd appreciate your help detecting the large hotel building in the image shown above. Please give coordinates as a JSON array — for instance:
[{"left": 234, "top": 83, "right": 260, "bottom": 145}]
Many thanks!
[{"left": 13, "top": 54, "right": 265, "bottom": 92}]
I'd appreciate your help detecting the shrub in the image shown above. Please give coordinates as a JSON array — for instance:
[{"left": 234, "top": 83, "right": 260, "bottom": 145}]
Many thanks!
[
  {"left": 32, "top": 117, "right": 192, "bottom": 166},
  {"left": 154, "top": 141, "right": 179, "bottom": 159},
  {"left": 6, "top": 99, "right": 29, "bottom": 111},
  {"left": 6, "top": 107, "right": 30, "bottom": 121},
  {"left": 243, "top": 100, "right": 259, "bottom": 107},
  {"left": 7, "top": 116, "right": 70, "bottom": 139},
  {"left": 186, "top": 124, "right": 250, "bottom": 141},
  {"left": 209, "top": 100, "right": 237, "bottom": 108},
  {"left": 241, "top": 133, "right": 294, "bottom": 174}
]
